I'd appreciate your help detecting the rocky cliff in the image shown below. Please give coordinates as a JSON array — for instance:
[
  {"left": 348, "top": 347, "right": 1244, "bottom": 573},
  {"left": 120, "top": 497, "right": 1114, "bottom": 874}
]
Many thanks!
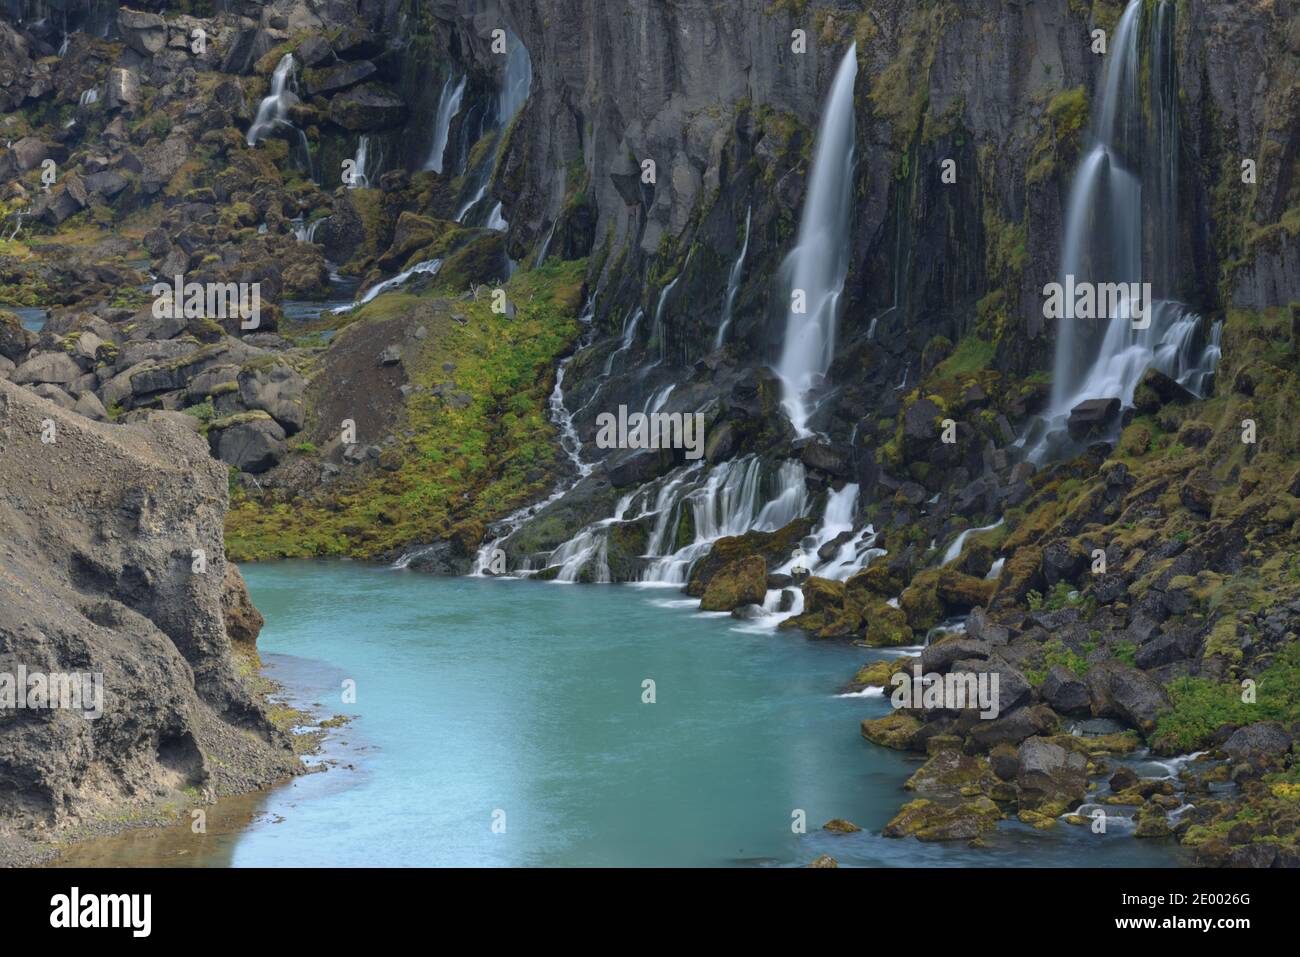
[
  {"left": 1, "top": 0, "right": 1298, "bottom": 865},
  {"left": 0, "top": 378, "right": 298, "bottom": 864}
]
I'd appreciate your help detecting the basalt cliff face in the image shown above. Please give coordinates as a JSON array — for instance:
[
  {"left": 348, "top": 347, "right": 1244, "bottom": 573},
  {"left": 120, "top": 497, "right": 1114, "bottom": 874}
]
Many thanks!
[{"left": 1, "top": 0, "right": 1298, "bottom": 864}]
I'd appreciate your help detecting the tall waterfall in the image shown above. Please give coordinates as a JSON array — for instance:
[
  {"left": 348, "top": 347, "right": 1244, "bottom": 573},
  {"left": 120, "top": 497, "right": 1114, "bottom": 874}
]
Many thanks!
[
  {"left": 424, "top": 73, "right": 466, "bottom": 174},
  {"left": 498, "top": 33, "right": 532, "bottom": 124},
  {"left": 776, "top": 43, "right": 858, "bottom": 437},
  {"left": 1034, "top": 0, "right": 1219, "bottom": 460}
]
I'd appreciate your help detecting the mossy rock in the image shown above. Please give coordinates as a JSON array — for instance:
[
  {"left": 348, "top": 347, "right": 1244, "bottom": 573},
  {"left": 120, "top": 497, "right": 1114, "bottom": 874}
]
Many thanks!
[
  {"left": 860, "top": 712, "right": 923, "bottom": 750},
  {"left": 699, "top": 555, "right": 767, "bottom": 612},
  {"left": 882, "top": 797, "right": 1002, "bottom": 841},
  {"left": 686, "top": 517, "right": 814, "bottom": 597}
]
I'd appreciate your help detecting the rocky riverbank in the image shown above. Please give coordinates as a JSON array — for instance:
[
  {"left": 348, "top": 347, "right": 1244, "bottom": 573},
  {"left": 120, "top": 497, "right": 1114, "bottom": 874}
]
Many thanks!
[{"left": 1, "top": 0, "right": 1297, "bottom": 867}]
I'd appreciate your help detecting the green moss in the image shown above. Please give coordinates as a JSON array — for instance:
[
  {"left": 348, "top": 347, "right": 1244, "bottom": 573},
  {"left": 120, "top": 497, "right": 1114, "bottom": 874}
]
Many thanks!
[{"left": 225, "top": 258, "right": 589, "bottom": 561}]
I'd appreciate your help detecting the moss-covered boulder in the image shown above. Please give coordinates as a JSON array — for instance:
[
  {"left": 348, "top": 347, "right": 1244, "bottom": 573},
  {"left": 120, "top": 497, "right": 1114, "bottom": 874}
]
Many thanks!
[
  {"left": 882, "top": 797, "right": 1002, "bottom": 841},
  {"left": 699, "top": 555, "right": 767, "bottom": 611},
  {"left": 686, "top": 517, "right": 813, "bottom": 597},
  {"left": 860, "top": 712, "right": 922, "bottom": 750}
]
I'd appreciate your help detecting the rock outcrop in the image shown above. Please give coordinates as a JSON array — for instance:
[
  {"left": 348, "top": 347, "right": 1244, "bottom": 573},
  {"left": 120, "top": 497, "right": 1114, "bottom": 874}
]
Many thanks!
[{"left": 0, "top": 380, "right": 297, "bottom": 862}]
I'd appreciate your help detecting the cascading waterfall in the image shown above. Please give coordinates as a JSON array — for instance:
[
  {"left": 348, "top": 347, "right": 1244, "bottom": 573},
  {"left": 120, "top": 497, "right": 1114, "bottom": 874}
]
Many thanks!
[
  {"left": 331, "top": 259, "right": 442, "bottom": 314},
  {"left": 714, "top": 205, "right": 751, "bottom": 349},
  {"left": 1033, "top": 0, "right": 1220, "bottom": 460},
  {"left": 424, "top": 73, "right": 466, "bottom": 174},
  {"left": 464, "top": 298, "right": 598, "bottom": 575},
  {"left": 247, "top": 54, "right": 299, "bottom": 146},
  {"left": 776, "top": 43, "right": 858, "bottom": 437},
  {"left": 351, "top": 136, "right": 373, "bottom": 188}
]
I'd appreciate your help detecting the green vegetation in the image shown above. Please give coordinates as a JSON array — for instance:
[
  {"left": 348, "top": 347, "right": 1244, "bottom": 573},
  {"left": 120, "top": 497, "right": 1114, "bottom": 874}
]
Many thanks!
[
  {"left": 225, "top": 258, "right": 587, "bottom": 561},
  {"left": 1152, "top": 642, "right": 1300, "bottom": 753}
]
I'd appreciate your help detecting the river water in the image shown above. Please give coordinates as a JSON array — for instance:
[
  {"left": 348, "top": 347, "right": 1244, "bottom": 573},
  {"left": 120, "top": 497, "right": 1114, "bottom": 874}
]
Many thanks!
[{"left": 52, "top": 561, "right": 1183, "bottom": 867}]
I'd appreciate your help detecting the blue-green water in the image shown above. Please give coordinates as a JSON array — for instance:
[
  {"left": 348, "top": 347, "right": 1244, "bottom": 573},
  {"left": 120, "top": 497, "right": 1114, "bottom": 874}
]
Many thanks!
[{"left": 61, "top": 561, "right": 1185, "bottom": 866}]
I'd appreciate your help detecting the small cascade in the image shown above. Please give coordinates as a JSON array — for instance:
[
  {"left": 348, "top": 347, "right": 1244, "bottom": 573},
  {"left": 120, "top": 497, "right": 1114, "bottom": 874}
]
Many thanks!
[
  {"left": 351, "top": 135, "right": 373, "bottom": 188},
  {"left": 78, "top": 87, "right": 98, "bottom": 106},
  {"left": 776, "top": 43, "right": 858, "bottom": 437},
  {"left": 602, "top": 307, "right": 643, "bottom": 376},
  {"left": 486, "top": 202, "right": 508, "bottom": 232},
  {"left": 1033, "top": 0, "right": 1219, "bottom": 460},
  {"left": 463, "top": 299, "right": 599, "bottom": 575},
  {"left": 456, "top": 179, "right": 490, "bottom": 224},
  {"left": 292, "top": 216, "right": 322, "bottom": 244},
  {"left": 247, "top": 54, "right": 299, "bottom": 146},
  {"left": 941, "top": 519, "right": 1004, "bottom": 566},
  {"left": 714, "top": 205, "right": 751, "bottom": 349},
  {"left": 424, "top": 73, "right": 466, "bottom": 174},
  {"left": 331, "top": 259, "right": 442, "bottom": 314}
]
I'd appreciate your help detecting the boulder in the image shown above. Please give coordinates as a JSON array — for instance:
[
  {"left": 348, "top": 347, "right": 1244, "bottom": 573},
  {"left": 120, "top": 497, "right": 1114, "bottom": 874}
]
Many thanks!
[
  {"left": 1085, "top": 661, "right": 1169, "bottom": 734},
  {"left": 1040, "top": 664, "right": 1090, "bottom": 714},
  {"left": 0, "top": 311, "right": 34, "bottom": 361},
  {"left": 1223, "top": 722, "right": 1293, "bottom": 770},
  {"left": 1016, "top": 736, "right": 1087, "bottom": 813},
  {"left": 117, "top": 9, "right": 168, "bottom": 57},
  {"left": 699, "top": 556, "right": 767, "bottom": 612},
  {"left": 1067, "top": 398, "right": 1121, "bottom": 439},
  {"left": 72, "top": 391, "right": 108, "bottom": 422},
  {"left": 208, "top": 412, "right": 286, "bottom": 473},
  {"left": 237, "top": 363, "right": 306, "bottom": 434},
  {"left": 882, "top": 797, "right": 1001, "bottom": 841},
  {"left": 968, "top": 704, "right": 1058, "bottom": 749},
  {"left": 328, "top": 83, "right": 408, "bottom": 131},
  {"left": 12, "top": 351, "right": 81, "bottom": 386},
  {"left": 105, "top": 67, "right": 140, "bottom": 111},
  {"left": 304, "top": 60, "right": 376, "bottom": 95}
]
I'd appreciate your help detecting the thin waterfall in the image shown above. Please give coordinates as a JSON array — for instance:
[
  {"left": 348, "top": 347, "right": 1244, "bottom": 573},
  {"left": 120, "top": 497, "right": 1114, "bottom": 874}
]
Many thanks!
[
  {"left": 351, "top": 135, "right": 372, "bottom": 188},
  {"left": 424, "top": 73, "right": 466, "bottom": 174},
  {"left": 1033, "top": 0, "right": 1219, "bottom": 460},
  {"left": 463, "top": 298, "right": 598, "bottom": 575},
  {"left": 714, "top": 205, "right": 751, "bottom": 349},
  {"left": 498, "top": 32, "right": 533, "bottom": 125},
  {"left": 776, "top": 43, "right": 858, "bottom": 437}
]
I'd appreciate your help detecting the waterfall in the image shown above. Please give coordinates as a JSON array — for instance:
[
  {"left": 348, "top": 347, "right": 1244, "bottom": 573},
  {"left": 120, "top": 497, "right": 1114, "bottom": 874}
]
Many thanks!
[
  {"left": 331, "top": 259, "right": 443, "bottom": 314},
  {"left": 1034, "top": 0, "right": 1219, "bottom": 460},
  {"left": 602, "top": 307, "right": 642, "bottom": 377},
  {"left": 486, "top": 202, "right": 508, "bottom": 232},
  {"left": 776, "top": 43, "right": 858, "bottom": 437},
  {"left": 247, "top": 54, "right": 299, "bottom": 146},
  {"left": 464, "top": 298, "right": 598, "bottom": 575},
  {"left": 498, "top": 33, "right": 533, "bottom": 125},
  {"left": 651, "top": 249, "right": 693, "bottom": 366},
  {"left": 292, "top": 217, "right": 322, "bottom": 243},
  {"left": 424, "top": 73, "right": 466, "bottom": 174},
  {"left": 351, "top": 136, "right": 372, "bottom": 188},
  {"left": 78, "top": 88, "right": 98, "bottom": 106},
  {"left": 714, "top": 205, "right": 751, "bottom": 349},
  {"left": 941, "top": 519, "right": 1003, "bottom": 566}
]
